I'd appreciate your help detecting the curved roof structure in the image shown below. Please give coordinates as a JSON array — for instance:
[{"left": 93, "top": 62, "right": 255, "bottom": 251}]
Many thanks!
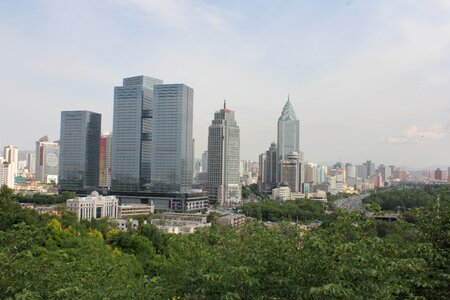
[{"left": 278, "top": 99, "right": 297, "bottom": 121}]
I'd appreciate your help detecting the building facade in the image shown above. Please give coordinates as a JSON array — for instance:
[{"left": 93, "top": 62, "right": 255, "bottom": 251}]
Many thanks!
[
  {"left": 207, "top": 102, "right": 241, "bottom": 205},
  {"left": 0, "top": 161, "right": 14, "bottom": 188},
  {"left": 280, "top": 151, "right": 304, "bottom": 193},
  {"left": 26, "top": 152, "right": 36, "bottom": 177},
  {"left": 59, "top": 110, "right": 101, "bottom": 191},
  {"left": 99, "top": 132, "right": 112, "bottom": 188},
  {"left": 263, "top": 142, "right": 278, "bottom": 191},
  {"left": 151, "top": 84, "right": 194, "bottom": 193},
  {"left": 112, "top": 76, "right": 163, "bottom": 192},
  {"left": 3, "top": 145, "right": 18, "bottom": 177},
  {"left": 66, "top": 191, "right": 118, "bottom": 220},
  {"left": 277, "top": 99, "right": 300, "bottom": 182},
  {"left": 35, "top": 136, "right": 59, "bottom": 183}
]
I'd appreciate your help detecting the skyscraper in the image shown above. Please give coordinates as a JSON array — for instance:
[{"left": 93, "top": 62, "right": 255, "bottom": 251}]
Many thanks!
[
  {"left": 112, "top": 75, "right": 163, "bottom": 192},
  {"left": 3, "top": 145, "right": 18, "bottom": 177},
  {"left": 277, "top": 98, "right": 300, "bottom": 181},
  {"left": 263, "top": 142, "right": 278, "bottom": 191},
  {"left": 35, "top": 136, "right": 59, "bottom": 183},
  {"left": 99, "top": 132, "right": 112, "bottom": 188},
  {"left": 304, "top": 163, "right": 317, "bottom": 185},
  {"left": 26, "top": 152, "right": 36, "bottom": 176},
  {"left": 280, "top": 151, "right": 304, "bottom": 193},
  {"left": 59, "top": 110, "right": 101, "bottom": 191},
  {"left": 151, "top": 84, "right": 193, "bottom": 193},
  {"left": 207, "top": 102, "right": 241, "bottom": 205},
  {"left": 0, "top": 160, "right": 14, "bottom": 188}
]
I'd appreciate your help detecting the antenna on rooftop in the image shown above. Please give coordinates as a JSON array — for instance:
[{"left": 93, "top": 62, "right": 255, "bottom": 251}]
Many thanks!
[{"left": 224, "top": 99, "right": 226, "bottom": 109}]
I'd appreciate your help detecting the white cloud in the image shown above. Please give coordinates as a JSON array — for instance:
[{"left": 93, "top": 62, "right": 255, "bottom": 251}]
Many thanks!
[
  {"left": 110, "top": 0, "right": 236, "bottom": 31},
  {"left": 384, "top": 123, "right": 448, "bottom": 144}
]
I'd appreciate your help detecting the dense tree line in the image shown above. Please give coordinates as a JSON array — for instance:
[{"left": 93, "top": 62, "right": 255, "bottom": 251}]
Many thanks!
[
  {"left": 0, "top": 185, "right": 449, "bottom": 299},
  {"left": 240, "top": 199, "right": 326, "bottom": 222},
  {"left": 242, "top": 183, "right": 268, "bottom": 200},
  {"left": 363, "top": 187, "right": 436, "bottom": 211},
  {"left": 12, "top": 191, "right": 76, "bottom": 205}
]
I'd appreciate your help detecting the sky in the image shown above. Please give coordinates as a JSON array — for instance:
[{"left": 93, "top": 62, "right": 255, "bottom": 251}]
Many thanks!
[{"left": 0, "top": 0, "right": 449, "bottom": 168}]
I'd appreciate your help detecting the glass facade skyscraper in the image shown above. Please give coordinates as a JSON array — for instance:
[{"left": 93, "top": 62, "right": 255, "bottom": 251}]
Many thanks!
[
  {"left": 111, "top": 75, "right": 163, "bottom": 192},
  {"left": 151, "top": 84, "right": 193, "bottom": 193},
  {"left": 277, "top": 99, "right": 300, "bottom": 182},
  {"left": 207, "top": 103, "right": 240, "bottom": 205},
  {"left": 59, "top": 110, "right": 101, "bottom": 191}
]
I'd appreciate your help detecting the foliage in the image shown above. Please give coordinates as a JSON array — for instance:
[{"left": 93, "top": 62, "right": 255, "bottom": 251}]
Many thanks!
[
  {"left": 240, "top": 199, "right": 326, "bottom": 222},
  {"left": 242, "top": 183, "right": 268, "bottom": 200},
  {"left": 12, "top": 191, "right": 76, "bottom": 205},
  {"left": 0, "top": 187, "right": 448, "bottom": 299},
  {"left": 363, "top": 186, "right": 437, "bottom": 211}
]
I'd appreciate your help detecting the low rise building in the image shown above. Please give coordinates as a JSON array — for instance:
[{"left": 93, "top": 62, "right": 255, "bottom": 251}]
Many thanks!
[
  {"left": 271, "top": 186, "right": 291, "bottom": 201},
  {"left": 118, "top": 204, "right": 154, "bottom": 218},
  {"left": 116, "top": 218, "right": 141, "bottom": 231},
  {"left": 67, "top": 191, "right": 118, "bottom": 220},
  {"left": 163, "top": 213, "right": 208, "bottom": 223},
  {"left": 217, "top": 214, "right": 246, "bottom": 227},
  {"left": 151, "top": 218, "right": 210, "bottom": 234}
]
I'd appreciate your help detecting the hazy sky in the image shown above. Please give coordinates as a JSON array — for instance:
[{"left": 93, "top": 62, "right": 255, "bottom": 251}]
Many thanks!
[{"left": 1, "top": 0, "right": 449, "bottom": 168}]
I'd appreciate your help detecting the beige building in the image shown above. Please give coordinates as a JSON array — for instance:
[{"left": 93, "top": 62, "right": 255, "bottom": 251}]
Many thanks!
[
  {"left": 67, "top": 191, "right": 118, "bottom": 220},
  {"left": 271, "top": 186, "right": 291, "bottom": 201},
  {"left": 217, "top": 214, "right": 246, "bottom": 227},
  {"left": 151, "top": 212, "right": 210, "bottom": 234},
  {"left": 118, "top": 204, "right": 154, "bottom": 218}
]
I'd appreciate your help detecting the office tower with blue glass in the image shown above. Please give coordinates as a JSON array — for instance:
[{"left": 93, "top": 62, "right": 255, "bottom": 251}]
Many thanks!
[
  {"left": 59, "top": 110, "right": 101, "bottom": 191},
  {"left": 277, "top": 98, "right": 300, "bottom": 182},
  {"left": 112, "top": 75, "right": 163, "bottom": 192},
  {"left": 151, "top": 84, "right": 194, "bottom": 193}
]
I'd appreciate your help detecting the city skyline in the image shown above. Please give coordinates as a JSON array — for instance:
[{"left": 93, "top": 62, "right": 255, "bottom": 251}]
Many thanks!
[{"left": 1, "top": 1, "right": 450, "bottom": 167}]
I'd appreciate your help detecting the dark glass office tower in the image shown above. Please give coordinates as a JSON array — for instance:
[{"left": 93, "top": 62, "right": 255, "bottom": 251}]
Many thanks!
[
  {"left": 151, "top": 84, "right": 193, "bottom": 193},
  {"left": 59, "top": 110, "right": 101, "bottom": 191},
  {"left": 111, "top": 75, "right": 163, "bottom": 192}
]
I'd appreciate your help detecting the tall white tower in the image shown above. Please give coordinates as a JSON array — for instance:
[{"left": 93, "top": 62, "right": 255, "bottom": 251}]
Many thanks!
[
  {"left": 3, "top": 145, "right": 19, "bottom": 177},
  {"left": 207, "top": 101, "right": 241, "bottom": 206}
]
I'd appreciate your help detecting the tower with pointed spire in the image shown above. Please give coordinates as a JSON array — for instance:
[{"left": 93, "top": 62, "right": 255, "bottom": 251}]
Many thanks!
[
  {"left": 277, "top": 97, "right": 300, "bottom": 182},
  {"left": 207, "top": 103, "right": 241, "bottom": 206}
]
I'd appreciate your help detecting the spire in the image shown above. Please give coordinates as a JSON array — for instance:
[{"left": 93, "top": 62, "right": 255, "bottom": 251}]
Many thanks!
[
  {"left": 224, "top": 100, "right": 226, "bottom": 109},
  {"left": 279, "top": 98, "right": 297, "bottom": 121}
]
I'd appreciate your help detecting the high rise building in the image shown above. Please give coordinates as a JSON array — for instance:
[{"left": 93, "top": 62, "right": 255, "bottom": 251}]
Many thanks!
[
  {"left": 263, "top": 142, "right": 278, "bottom": 191},
  {"left": 316, "top": 165, "right": 326, "bottom": 183},
  {"left": 258, "top": 153, "right": 266, "bottom": 189},
  {"left": 277, "top": 98, "right": 300, "bottom": 181},
  {"left": 26, "top": 152, "right": 36, "bottom": 176},
  {"left": 35, "top": 136, "right": 59, "bottom": 183},
  {"left": 345, "top": 163, "right": 356, "bottom": 179},
  {"left": 201, "top": 151, "right": 208, "bottom": 173},
  {"left": 366, "top": 160, "right": 375, "bottom": 178},
  {"left": 99, "top": 132, "right": 112, "bottom": 188},
  {"left": 112, "top": 76, "right": 163, "bottom": 192},
  {"left": 0, "top": 160, "right": 14, "bottom": 188},
  {"left": 448, "top": 167, "right": 450, "bottom": 183},
  {"left": 3, "top": 145, "right": 18, "bottom": 177},
  {"left": 356, "top": 165, "right": 367, "bottom": 179},
  {"left": 59, "top": 111, "right": 101, "bottom": 191},
  {"left": 280, "top": 151, "right": 304, "bottom": 193},
  {"left": 207, "top": 102, "right": 241, "bottom": 205},
  {"left": 151, "top": 84, "right": 193, "bottom": 193},
  {"left": 304, "top": 163, "right": 317, "bottom": 185}
]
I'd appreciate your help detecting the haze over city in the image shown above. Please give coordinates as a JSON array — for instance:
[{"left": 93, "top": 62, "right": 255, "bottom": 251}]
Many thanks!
[{"left": 1, "top": 0, "right": 449, "bottom": 168}]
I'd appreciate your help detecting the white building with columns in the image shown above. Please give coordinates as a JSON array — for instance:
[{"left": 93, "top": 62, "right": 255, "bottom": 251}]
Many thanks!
[{"left": 67, "top": 191, "right": 118, "bottom": 220}]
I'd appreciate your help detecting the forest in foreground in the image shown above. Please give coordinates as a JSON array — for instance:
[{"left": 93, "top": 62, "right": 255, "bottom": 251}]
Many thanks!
[{"left": 0, "top": 185, "right": 449, "bottom": 299}]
